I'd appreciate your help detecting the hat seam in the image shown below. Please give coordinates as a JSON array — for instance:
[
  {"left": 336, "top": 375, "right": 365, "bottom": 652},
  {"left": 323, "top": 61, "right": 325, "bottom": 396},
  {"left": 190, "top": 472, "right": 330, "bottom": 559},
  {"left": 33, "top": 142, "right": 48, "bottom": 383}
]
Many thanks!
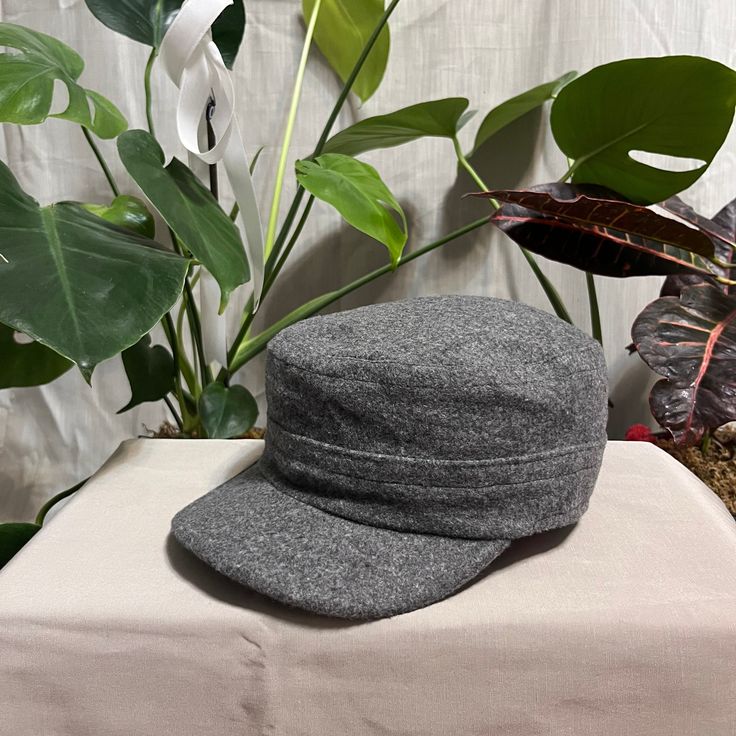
[
  {"left": 269, "top": 351, "right": 604, "bottom": 389},
  {"left": 258, "top": 459, "right": 595, "bottom": 538},
  {"left": 267, "top": 416, "right": 604, "bottom": 469}
]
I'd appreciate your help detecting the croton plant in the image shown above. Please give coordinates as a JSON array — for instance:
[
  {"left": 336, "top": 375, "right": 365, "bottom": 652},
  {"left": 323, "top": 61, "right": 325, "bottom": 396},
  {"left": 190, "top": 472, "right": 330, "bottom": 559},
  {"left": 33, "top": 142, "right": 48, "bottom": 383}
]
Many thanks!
[{"left": 1, "top": 0, "right": 736, "bottom": 564}]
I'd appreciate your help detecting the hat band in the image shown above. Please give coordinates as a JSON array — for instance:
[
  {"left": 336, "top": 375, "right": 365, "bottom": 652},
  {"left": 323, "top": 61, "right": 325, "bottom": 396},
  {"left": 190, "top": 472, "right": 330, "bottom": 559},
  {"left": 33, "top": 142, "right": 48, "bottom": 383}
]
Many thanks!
[{"left": 261, "top": 418, "right": 605, "bottom": 539}]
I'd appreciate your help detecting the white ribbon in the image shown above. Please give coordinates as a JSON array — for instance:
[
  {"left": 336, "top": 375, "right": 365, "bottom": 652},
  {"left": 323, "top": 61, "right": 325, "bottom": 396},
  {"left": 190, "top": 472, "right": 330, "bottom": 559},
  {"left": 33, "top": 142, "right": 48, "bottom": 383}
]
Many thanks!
[{"left": 159, "top": 0, "right": 265, "bottom": 367}]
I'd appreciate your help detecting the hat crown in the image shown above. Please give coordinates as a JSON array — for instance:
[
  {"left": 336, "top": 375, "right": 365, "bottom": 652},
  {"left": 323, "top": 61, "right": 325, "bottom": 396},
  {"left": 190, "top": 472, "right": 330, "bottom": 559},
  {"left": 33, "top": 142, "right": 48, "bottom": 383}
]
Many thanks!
[{"left": 263, "top": 296, "right": 608, "bottom": 540}]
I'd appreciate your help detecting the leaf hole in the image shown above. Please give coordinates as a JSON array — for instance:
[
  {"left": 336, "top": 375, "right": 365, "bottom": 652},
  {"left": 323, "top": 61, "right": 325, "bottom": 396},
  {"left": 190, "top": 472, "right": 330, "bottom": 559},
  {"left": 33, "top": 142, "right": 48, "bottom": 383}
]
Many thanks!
[
  {"left": 628, "top": 150, "right": 706, "bottom": 173},
  {"left": 49, "top": 79, "right": 70, "bottom": 116},
  {"left": 12, "top": 331, "right": 33, "bottom": 346}
]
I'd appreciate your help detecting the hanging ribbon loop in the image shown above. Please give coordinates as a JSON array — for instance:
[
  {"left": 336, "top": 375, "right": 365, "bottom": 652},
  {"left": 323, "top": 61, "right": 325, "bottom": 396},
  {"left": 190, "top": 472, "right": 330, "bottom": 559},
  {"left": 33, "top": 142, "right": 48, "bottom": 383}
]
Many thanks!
[{"left": 159, "top": 0, "right": 265, "bottom": 311}]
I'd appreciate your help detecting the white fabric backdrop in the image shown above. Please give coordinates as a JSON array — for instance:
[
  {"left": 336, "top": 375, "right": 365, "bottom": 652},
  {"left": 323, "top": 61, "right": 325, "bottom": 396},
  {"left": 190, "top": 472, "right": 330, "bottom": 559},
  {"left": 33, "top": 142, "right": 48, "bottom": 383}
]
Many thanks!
[{"left": 2, "top": 0, "right": 735, "bottom": 521}]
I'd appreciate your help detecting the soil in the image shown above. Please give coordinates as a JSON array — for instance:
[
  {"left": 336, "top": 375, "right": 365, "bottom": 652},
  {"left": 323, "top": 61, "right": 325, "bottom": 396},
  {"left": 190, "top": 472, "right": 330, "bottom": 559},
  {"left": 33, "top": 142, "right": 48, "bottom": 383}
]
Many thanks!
[
  {"left": 150, "top": 422, "right": 266, "bottom": 440},
  {"left": 656, "top": 439, "right": 736, "bottom": 516}
]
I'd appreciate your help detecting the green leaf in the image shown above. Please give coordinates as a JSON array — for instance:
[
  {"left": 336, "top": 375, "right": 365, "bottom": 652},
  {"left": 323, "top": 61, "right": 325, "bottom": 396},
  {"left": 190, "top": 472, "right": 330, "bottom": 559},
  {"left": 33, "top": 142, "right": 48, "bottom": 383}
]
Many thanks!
[
  {"left": 198, "top": 383, "right": 258, "bottom": 439},
  {"left": 118, "top": 130, "right": 250, "bottom": 312},
  {"left": 118, "top": 333, "right": 175, "bottom": 413},
  {"left": 0, "top": 522, "right": 41, "bottom": 569},
  {"left": 322, "top": 98, "right": 473, "bottom": 157},
  {"left": 551, "top": 56, "right": 736, "bottom": 204},
  {"left": 83, "top": 0, "right": 246, "bottom": 68},
  {"left": 303, "top": 0, "right": 389, "bottom": 103},
  {"left": 0, "top": 23, "right": 127, "bottom": 139},
  {"left": 0, "top": 159, "right": 189, "bottom": 381},
  {"left": 296, "top": 153, "right": 407, "bottom": 267},
  {"left": 469, "top": 72, "right": 576, "bottom": 157},
  {"left": 0, "top": 323, "right": 72, "bottom": 389},
  {"left": 81, "top": 195, "right": 156, "bottom": 238}
]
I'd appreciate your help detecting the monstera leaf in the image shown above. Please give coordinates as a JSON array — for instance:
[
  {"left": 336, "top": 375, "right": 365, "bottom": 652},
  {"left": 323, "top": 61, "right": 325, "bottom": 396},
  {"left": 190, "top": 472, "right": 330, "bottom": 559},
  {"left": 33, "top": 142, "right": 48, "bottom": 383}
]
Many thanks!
[
  {"left": 84, "top": 0, "right": 245, "bottom": 68},
  {"left": 118, "top": 333, "right": 175, "bottom": 413},
  {"left": 322, "top": 98, "right": 474, "bottom": 157},
  {"left": 199, "top": 383, "right": 258, "bottom": 439},
  {"left": 303, "top": 0, "right": 389, "bottom": 103},
  {"left": 0, "top": 23, "right": 126, "bottom": 138},
  {"left": 551, "top": 56, "right": 736, "bottom": 204},
  {"left": 0, "top": 323, "right": 72, "bottom": 389},
  {"left": 0, "top": 160, "right": 189, "bottom": 381},
  {"left": 296, "top": 153, "right": 407, "bottom": 267},
  {"left": 659, "top": 195, "right": 736, "bottom": 297},
  {"left": 632, "top": 282, "right": 736, "bottom": 444},
  {"left": 469, "top": 72, "right": 576, "bottom": 157},
  {"left": 118, "top": 130, "right": 249, "bottom": 312},
  {"left": 481, "top": 184, "right": 715, "bottom": 278}
]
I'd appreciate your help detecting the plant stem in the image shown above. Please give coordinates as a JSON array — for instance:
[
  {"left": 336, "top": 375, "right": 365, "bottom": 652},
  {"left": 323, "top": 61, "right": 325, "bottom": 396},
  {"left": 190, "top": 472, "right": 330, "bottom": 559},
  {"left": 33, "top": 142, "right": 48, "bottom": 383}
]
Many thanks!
[
  {"left": 144, "top": 48, "right": 158, "bottom": 136},
  {"left": 81, "top": 127, "right": 120, "bottom": 198},
  {"left": 164, "top": 396, "right": 184, "bottom": 430},
  {"left": 263, "top": 0, "right": 323, "bottom": 259},
  {"left": 263, "top": 0, "right": 402, "bottom": 276},
  {"left": 586, "top": 272, "right": 602, "bottom": 344},
  {"left": 161, "top": 311, "right": 191, "bottom": 427},
  {"left": 229, "top": 216, "right": 490, "bottom": 373},
  {"left": 184, "top": 277, "right": 212, "bottom": 386},
  {"left": 452, "top": 136, "right": 573, "bottom": 324},
  {"left": 229, "top": 0, "right": 402, "bottom": 370},
  {"left": 35, "top": 477, "right": 88, "bottom": 526}
]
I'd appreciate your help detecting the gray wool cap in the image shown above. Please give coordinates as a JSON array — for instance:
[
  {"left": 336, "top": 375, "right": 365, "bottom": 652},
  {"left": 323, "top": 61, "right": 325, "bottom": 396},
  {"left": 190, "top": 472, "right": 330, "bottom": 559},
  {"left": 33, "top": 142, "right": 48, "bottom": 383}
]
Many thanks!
[{"left": 172, "top": 295, "right": 608, "bottom": 620}]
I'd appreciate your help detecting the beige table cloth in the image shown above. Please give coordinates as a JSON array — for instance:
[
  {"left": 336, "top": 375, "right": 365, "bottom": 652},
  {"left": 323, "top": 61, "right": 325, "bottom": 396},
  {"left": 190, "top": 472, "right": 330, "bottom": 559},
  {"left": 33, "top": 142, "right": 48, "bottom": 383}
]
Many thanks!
[{"left": 1, "top": 439, "right": 735, "bottom": 735}]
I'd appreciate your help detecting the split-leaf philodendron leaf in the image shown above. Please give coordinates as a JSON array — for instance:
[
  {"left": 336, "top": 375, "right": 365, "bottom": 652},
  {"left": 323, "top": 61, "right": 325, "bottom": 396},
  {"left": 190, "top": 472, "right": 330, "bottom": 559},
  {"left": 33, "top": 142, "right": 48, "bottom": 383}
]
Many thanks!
[
  {"left": 0, "top": 159, "right": 189, "bottom": 381},
  {"left": 296, "top": 153, "right": 408, "bottom": 267},
  {"left": 322, "top": 98, "right": 474, "bottom": 157},
  {"left": 0, "top": 23, "right": 127, "bottom": 138},
  {"left": 199, "top": 383, "right": 258, "bottom": 439},
  {"left": 303, "top": 0, "right": 389, "bottom": 103},
  {"left": 0, "top": 323, "right": 72, "bottom": 389},
  {"left": 632, "top": 282, "right": 736, "bottom": 444},
  {"left": 118, "top": 130, "right": 250, "bottom": 313},
  {"left": 83, "top": 0, "right": 245, "bottom": 68},
  {"left": 469, "top": 71, "right": 576, "bottom": 157},
  {"left": 81, "top": 195, "right": 156, "bottom": 238},
  {"left": 118, "top": 333, "right": 176, "bottom": 413},
  {"left": 551, "top": 56, "right": 736, "bottom": 204}
]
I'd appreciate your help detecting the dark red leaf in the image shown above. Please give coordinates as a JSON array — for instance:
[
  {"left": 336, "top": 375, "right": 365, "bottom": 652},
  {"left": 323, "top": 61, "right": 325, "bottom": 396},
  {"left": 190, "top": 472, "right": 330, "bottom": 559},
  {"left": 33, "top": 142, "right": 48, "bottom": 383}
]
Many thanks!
[
  {"left": 632, "top": 282, "right": 736, "bottom": 444},
  {"left": 659, "top": 196, "right": 736, "bottom": 297},
  {"left": 478, "top": 184, "right": 715, "bottom": 278}
]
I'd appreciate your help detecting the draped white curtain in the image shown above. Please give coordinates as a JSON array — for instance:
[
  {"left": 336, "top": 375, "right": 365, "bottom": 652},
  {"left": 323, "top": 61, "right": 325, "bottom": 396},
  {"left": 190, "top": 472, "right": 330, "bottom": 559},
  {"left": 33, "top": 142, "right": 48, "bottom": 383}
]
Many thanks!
[{"left": 2, "top": 0, "right": 735, "bottom": 521}]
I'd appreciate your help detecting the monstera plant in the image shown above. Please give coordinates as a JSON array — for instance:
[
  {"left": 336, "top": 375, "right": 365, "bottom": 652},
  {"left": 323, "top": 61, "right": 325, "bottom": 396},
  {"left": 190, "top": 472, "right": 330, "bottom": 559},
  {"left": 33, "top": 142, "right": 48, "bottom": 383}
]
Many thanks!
[{"left": 2, "top": 0, "right": 736, "bottom": 564}]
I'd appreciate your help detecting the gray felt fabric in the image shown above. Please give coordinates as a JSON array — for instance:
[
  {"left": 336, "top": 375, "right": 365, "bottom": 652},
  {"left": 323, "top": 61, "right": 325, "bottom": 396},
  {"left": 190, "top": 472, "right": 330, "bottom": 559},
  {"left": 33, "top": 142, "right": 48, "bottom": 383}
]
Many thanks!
[{"left": 172, "top": 295, "right": 608, "bottom": 619}]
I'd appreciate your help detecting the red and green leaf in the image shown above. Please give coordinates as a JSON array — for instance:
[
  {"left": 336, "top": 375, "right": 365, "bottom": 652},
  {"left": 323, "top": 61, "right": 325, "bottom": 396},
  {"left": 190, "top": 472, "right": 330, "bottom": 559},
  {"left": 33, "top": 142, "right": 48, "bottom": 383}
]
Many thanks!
[
  {"left": 632, "top": 282, "right": 736, "bottom": 444},
  {"left": 476, "top": 184, "right": 715, "bottom": 278}
]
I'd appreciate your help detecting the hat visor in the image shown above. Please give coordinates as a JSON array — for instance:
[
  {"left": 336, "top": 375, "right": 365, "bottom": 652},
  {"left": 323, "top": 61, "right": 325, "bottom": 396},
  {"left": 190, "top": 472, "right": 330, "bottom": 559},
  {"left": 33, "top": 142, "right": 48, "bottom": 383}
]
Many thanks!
[{"left": 171, "top": 462, "right": 510, "bottom": 620}]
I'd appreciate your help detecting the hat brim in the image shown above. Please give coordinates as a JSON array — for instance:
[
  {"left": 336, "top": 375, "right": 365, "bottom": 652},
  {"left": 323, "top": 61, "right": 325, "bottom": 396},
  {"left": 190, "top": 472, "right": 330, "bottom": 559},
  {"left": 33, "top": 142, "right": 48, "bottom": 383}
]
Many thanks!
[{"left": 171, "top": 462, "right": 510, "bottom": 620}]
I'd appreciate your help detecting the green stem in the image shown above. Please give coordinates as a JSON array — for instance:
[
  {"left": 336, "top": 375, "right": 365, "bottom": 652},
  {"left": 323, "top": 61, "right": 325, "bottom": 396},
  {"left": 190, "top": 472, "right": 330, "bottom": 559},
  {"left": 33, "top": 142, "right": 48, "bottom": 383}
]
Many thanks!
[
  {"left": 586, "top": 272, "right": 602, "bottom": 344},
  {"left": 164, "top": 396, "right": 183, "bottom": 431},
  {"left": 262, "top": 0, "right": 402, "bottom": 276},
  {"left": 229, "top": 216, "right": 490, "bottom": 373},
  {"left": 229, "top": 0, "right": 402, "bottom": 371},
  {"left": 161, "top": 312, "right": 191, "bottom": 427},
  {"left": 452, "top": 136, "right": 573, "bottom": 324},
  {"left": 81, "top": 127, "right": 119, "bottom": 197},
  {"left": 263, "top": 0, "right": 323, "bottom": 259},
  {"left": 184, "top": 277, "right": 212, "bottom": 386},
  {"left": 144, "top": 48, "right": 158, "bottom": 137},
  {"left": 35, "top": 477, "right": 88, "bottom": 526}
]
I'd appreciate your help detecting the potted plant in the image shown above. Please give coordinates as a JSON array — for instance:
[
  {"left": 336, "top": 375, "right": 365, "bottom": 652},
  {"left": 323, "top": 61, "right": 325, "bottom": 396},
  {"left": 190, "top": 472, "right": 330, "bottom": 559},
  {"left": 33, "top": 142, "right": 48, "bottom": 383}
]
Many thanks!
[{"left": 2, "top": 0, "right": 736, "bottom": 564}]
